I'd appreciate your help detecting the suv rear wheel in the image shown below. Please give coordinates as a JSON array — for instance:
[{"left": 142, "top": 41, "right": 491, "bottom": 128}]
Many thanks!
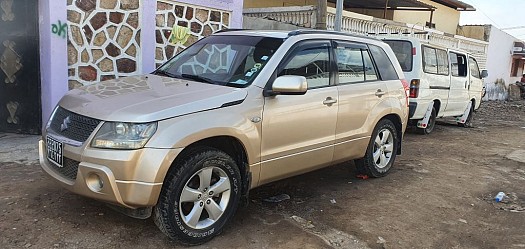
[
  {"left": 356, "top": 119, "right": 399, "bottom": 177},
  {"left": 154, "top": 147, "right": 241, "bottom": 245}
]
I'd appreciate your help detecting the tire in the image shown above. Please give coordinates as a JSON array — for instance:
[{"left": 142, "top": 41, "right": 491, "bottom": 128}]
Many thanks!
[
  {"left": 355, "top": 119, "right": 399, "bottom": 178},
  {"left": 458, "top": 102, "right": 474, "bottom": 128},
  {"left": 154, "top": 147, "right": 241, "bottom": 245},
  {"left": 416, "top": 107, "right": 436, "bottom": 135}
]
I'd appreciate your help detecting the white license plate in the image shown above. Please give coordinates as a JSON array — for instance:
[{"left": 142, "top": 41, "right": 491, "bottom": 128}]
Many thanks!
[{"left": 46, "top": 136, "right": 63, "bottom": 167}]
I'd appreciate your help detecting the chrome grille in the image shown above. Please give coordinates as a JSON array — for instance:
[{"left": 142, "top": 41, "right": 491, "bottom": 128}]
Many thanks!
[
  {"left": 49, "top": 107, "right": 100, "bottom": 143},
  {"left": 48, "top": 157, "right": 79, "bottom": 180}
]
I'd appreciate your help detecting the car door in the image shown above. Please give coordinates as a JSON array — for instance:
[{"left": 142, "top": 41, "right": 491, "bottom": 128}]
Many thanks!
[
  {"left": 468, "top": 56, "right": 483, "bottom": 107},
  {"left": 445, "top": 51, "right": 470, "bottom": 116},
  {"left": 259, "top": 40, "right": 338, "bottom": 185},
  {"left": 332, "top": 42, "right": 389, "bottom": 163}
]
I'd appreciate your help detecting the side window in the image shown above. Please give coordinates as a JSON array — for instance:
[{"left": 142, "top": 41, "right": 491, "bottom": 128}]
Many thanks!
[
  {"left": 363, "top": 50, "right": 378, "bottom": 81},
  {"left": 469, "top": 57, "right": 481, "bottom": 79},
  {"left": 369, "top": 45, "right": 399, "bottom": 80},
  {"left": 436, "top": 49, "right": 449, "bottom": 75},
  {"left": 450, "top": 52, "right": 468, "bottom": 77},
  {"left": 278, "top": 44, "right": 330, "bottom": 89},
  {"left": 423, "top": 46, "right": 438, "bottom": 74},
  {"left": 335, "top": 46, "right": 364, "bottom": 84}
]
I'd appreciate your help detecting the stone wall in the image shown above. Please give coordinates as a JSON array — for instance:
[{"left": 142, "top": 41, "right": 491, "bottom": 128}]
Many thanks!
[
  {"left": 155, "top": 0, "right": 231, "bottom": 67},
  {"left": 67, "top": 0, "right": 141, "bottom": 88}
]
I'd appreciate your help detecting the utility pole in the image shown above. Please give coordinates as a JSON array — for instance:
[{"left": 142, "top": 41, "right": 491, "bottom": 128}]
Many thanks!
[{"left": 335, "top": 0, "right": 343, "bottom": 31}]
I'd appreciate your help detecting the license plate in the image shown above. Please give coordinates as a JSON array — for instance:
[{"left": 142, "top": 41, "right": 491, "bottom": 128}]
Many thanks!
[{"left": 46, "top": 136, "right": 63, "bottom": 167}]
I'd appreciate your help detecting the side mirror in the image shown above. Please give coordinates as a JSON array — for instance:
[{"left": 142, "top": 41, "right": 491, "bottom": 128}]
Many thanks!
[
  {"left": 265, "top": 75, "right": 308, "bottom": 96},
  {"left": 481, "top": 70, "right": 488, "bottom": 78}
]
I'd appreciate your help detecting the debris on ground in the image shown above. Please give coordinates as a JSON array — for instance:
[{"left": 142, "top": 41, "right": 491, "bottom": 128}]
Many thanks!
[
  {"left": 263, "top": 194, "right": 290, "bottom": 203},
  {"left": 356, "top": 174, "right": 369, "bottom": 180},
  {"left": 330, "top": 199, "right": 337, "bottom": 204}
]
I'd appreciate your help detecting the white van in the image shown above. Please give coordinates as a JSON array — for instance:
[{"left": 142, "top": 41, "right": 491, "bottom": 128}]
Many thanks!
[{"left": 383, "top": 37, "right": 487, "bottom": 134}]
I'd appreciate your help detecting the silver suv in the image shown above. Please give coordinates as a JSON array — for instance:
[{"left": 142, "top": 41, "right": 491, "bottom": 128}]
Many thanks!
[{"left": 39, "top": 30, "right": 409, "bottom": 245}]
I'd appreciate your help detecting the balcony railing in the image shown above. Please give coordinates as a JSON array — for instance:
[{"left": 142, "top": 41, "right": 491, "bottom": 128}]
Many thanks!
[{"left": 243, "top": 6, "right": 489, "bottom": 67}]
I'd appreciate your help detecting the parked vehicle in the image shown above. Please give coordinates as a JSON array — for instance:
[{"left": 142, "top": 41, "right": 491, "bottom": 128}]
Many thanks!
[
  {"left": 383, "top": 37, "right": 487, "bottom": 134},
  {"left": 39, "top": 30, "right": 409, "bottom": 245}
]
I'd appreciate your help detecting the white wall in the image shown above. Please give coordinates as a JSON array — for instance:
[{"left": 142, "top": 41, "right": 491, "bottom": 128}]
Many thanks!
[{"left": 485, "top": 27, "right": 515, "bottom": 85}]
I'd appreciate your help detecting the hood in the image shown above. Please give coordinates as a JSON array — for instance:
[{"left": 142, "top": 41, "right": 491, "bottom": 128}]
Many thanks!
[{"left": 59, "top": 74, "right": 248, "bottom": 122}]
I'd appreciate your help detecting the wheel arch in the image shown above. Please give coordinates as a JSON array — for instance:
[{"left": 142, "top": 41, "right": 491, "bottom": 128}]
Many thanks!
[{"left": 381, "top": 114, "right": 403, "bottom": 155}]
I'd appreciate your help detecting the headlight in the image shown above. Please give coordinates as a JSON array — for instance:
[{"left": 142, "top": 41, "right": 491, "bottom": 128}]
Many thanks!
[{"left": 91, "top": 122, "right": 157, "bottom": 149}]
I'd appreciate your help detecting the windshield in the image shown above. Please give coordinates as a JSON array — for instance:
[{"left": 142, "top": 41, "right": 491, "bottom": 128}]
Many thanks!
[{"left": 157, "top": 35, "right": 284, "bottom": 87}]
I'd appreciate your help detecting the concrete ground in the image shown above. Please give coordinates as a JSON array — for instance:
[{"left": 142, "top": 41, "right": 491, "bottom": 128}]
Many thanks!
[{"left": 1, "top": 100, "right": 525, "bottom": 249}]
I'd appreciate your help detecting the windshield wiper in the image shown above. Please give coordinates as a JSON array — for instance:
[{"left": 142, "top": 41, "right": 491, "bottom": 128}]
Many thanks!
[
  {"left": 180, "top": 74, "right": 220, "bottom": 85},
  {"left": 154, "top": 69, "right": 178, "bottom": 78}
]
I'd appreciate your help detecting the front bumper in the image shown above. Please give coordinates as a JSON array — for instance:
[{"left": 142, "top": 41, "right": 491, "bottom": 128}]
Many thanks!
[{"left": 39, "top": 140, "right": 182, "bottom": 208}]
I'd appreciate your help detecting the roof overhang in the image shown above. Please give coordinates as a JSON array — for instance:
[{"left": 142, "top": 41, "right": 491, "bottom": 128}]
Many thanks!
[
  {"left": 431, "top": 0, "right": 476, "bottom": 11},
  {"left": 328, "top": 0, "right": 436, "bottom": 11}
]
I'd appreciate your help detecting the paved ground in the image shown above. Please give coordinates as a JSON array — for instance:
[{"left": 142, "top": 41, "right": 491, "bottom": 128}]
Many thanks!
[{"left": 1, "top": 100, "right": 525, "bottom": 249}]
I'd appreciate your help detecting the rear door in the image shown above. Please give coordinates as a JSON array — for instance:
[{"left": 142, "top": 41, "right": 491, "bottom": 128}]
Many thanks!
[
  {"left": 445, "top": 51, "right": 470, "bottom": 116},
  {"left": 332, "top": 42, "right": 394, "bottom": 163}
]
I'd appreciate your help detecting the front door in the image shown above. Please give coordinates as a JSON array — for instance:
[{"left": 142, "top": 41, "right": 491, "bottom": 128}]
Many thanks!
[
  {"left": 0, "top": 0, "right": 41, "bottom": 134},
  {"left": 259, "top": 41, "right": 338, "bottom": 185}
]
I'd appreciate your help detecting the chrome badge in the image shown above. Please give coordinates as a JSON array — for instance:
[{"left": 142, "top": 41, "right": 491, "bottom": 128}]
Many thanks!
[{"left": 60, "top": 116, "right": 71, "bottom": 131}]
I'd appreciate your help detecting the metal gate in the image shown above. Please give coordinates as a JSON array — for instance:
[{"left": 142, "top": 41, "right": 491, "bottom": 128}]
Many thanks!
[{"left": 0, "top": 0, "right": 41, "bottom": 134}]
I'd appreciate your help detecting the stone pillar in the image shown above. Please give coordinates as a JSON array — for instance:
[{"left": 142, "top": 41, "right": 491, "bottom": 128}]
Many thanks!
[{"left": 39, "top": 0, "right": 68, "bottom": 127}]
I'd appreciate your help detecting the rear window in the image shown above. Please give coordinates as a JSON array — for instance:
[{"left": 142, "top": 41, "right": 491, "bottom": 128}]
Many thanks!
[
  {"left": 369, "top": 45, "right": 399, "bottom": 81},
  {"left": 384, "top": 40, "right": 413, "bottom": 72}
]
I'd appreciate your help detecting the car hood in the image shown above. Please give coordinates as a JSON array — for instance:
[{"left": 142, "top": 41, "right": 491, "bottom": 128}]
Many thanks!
[{"left": 59, "top": 74, "right": 248, "bottom": 122}]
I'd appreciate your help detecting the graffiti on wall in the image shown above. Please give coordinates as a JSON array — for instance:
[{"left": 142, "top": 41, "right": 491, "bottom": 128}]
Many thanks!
[
  {"left": 51, "top": 20, "right": 68, "bottom": 39},
  {"left": 0, "top": 0, "right": 14, "bottom": 21}
]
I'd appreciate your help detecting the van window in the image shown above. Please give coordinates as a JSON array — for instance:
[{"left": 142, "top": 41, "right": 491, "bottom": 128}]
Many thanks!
[
  {"left": 383, "top": 40, "right": 413, "bottom": 72},
  {"left": 450, "top": 52, "right": 468, "bottom": 77},
  {"left": 469, "top": 57, "right": 481, "bottom": 79},
  {"left": 423, "top": 46, "right": 438, "bottom": 74},
  {"left": 436, "top": 49, "right": 449, "bottom": 75},
  {"left": 369, "top": 45, "right": 399, "bottom": 81},
  {"left": 335, "top": 45, "right": 379, "bottom": 84}
]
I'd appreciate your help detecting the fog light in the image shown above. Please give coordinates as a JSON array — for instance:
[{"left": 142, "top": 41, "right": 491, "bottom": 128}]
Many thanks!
[{"left": 86, "top": 173, "right": 104, "bottom": 192}]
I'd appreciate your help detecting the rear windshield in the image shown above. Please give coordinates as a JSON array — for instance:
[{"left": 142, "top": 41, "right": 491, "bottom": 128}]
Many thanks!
[{"left": 384, "top": 40, "right": 413, "bottom": 72}]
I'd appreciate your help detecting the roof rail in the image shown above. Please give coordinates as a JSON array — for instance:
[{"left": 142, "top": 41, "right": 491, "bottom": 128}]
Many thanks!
[
  {"left": 287, "top": 29, "right": 380, "bottom": 41},
  {"left": 214, "top": 29, "right": 250, "bottom": 34}
]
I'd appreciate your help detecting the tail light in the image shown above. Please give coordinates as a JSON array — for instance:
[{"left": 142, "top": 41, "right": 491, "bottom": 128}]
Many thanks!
[
  {"left": 401, "top": 79, "right": 409, "bottom": 107},
  {"left": 409, "top": 79, "right": 420, "bottom": 98}
]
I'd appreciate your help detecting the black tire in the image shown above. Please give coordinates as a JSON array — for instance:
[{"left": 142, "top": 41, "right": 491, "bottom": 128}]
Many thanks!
[
  {"left": 458, "top": 102, "right": 474, "bottom": 128},
  {"left": 355, "top": 119, "right": 399, "bottom": 178},
  {"left": 154, "top": 147, "right": 241, "bottom": 245},
  {"left": 416, "top": 107, "right": 436, "bottom": 135}
]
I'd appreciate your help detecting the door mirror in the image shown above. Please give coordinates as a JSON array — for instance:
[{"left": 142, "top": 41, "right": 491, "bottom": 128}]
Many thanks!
[
  {"left": 266, "top": 75, "right": 308, "bottom": 96},
  {"left": 480, "top": 70, "right": 488, "bottom": 78}
]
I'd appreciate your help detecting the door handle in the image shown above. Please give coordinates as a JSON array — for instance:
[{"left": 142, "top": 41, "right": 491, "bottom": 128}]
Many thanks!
[
  {"left": 323, "top": 97, "right": 337, "bottom": 106},
  {"left": 375, "top": 89, "right": 386, "bottom": 97}
]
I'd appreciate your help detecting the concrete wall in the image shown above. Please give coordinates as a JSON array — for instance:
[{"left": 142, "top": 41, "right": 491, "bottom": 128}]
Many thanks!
[
  {"left": 243, "top": 16, "right": 301, "bottom": 30},
  {"left": 393, "top": 0, "right": 460, "bottom": 34},
  {"left": 457, "top": 25, "right": 490, "bottom": 42},
  {"left": 244, "top": 0, "right": 317, "bottom": 8}
]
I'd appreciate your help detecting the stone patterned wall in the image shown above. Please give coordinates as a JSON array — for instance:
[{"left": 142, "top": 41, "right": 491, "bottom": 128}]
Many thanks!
[
  {"left": 67, "top": 0, "right": 141, "bottom": 89},
  {"left": 155, "top": 0, "right": 231, "bottom": 67}
]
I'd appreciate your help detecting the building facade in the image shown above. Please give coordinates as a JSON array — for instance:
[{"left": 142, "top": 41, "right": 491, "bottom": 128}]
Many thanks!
[{"left": 0, "top": 0, "right": 243, "bottom": 134}]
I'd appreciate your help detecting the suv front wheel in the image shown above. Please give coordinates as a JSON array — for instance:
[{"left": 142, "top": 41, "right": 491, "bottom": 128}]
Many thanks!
[
  {"left": 355, "top": 119, "right": 399, "bottom": 177},
  {"left": 154, "top": 147, "right": 241, "bottom": 245}
]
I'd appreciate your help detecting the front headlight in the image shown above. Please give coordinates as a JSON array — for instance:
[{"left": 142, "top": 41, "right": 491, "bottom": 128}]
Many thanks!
[{"left": 91, "top": 122, "right": 157, "bottom": 149}]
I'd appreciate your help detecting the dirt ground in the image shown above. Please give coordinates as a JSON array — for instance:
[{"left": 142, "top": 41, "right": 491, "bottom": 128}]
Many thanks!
[{"left": 1, "top": 100, "right": 525, "bottom": 249}]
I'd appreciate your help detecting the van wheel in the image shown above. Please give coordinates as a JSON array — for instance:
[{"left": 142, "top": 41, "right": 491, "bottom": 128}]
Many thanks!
[
  {"left": 416, "top": 107, "right": 436, "bottom": 135},
  {"left": 355, "top": 119, "right": 399, "bottom": 178},
  {"left": 458, "top": 103, "right": 474, "bottom": 128},
  {"left": 154, "top": 148, "right": 241, "bottom": 245}
]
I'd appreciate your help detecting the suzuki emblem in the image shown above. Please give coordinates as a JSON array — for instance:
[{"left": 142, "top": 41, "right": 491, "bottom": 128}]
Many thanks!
[{"left": 60, "top": 116, "right": 71, "bottom": 131}]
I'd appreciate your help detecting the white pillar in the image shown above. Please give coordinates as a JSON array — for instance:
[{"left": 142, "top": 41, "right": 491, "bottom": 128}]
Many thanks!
[
  {"left": 141, "top": 0, "right": 157, "bottom": 73},
  {"left": 38, "top": 0, "right": 68, "bottom": 128}
]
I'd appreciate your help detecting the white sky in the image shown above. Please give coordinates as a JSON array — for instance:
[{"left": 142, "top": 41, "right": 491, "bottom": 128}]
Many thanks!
[{"left": 459, "top": 0, "right": 525, "bottom": 40}]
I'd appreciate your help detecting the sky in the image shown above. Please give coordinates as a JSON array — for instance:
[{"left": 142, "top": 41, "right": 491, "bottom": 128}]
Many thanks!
[{"left": 459, "top": 0, "right": 525, "bottom": 40}]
